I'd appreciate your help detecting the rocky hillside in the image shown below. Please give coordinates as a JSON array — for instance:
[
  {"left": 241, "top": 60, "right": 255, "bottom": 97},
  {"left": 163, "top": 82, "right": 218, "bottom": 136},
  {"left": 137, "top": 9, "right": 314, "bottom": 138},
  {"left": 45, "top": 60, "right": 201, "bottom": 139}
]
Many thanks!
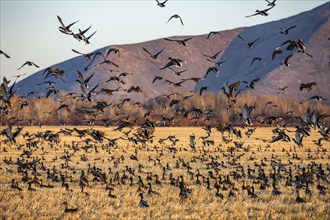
[{"left": 15, "top": 2, "right": 330, "bottom": 103}]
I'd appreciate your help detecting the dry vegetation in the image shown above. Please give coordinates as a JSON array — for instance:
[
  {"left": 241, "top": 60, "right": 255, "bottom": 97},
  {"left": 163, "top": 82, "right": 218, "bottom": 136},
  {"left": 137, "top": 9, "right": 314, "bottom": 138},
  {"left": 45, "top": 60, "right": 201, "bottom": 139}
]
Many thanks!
[
  {"left": 2, "top": 92, "right": 330, "bottom": 126},
  {"left": 0, "top": 126, "right": 329, "bottom": 219}
]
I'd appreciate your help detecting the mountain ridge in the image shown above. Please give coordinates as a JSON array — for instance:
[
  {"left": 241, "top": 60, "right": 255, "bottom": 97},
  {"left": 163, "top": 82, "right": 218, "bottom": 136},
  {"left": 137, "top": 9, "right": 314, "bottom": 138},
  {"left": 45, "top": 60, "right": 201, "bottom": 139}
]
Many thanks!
[{"left": 15, "top": 2, "right": 330, "bottom": 103}]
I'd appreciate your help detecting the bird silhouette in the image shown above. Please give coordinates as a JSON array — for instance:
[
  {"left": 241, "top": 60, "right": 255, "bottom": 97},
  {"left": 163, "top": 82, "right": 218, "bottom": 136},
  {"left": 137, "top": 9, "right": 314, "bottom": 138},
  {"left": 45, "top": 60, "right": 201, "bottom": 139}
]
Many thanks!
[
  {"left": 167, "top": 14, "right": 184, "bottom": 26},
  {"left": 17, "top": 61, "right": 39, "bottom": 70},
  {"left": 238, "top": 34, "right": 260, "bottom": 48}
]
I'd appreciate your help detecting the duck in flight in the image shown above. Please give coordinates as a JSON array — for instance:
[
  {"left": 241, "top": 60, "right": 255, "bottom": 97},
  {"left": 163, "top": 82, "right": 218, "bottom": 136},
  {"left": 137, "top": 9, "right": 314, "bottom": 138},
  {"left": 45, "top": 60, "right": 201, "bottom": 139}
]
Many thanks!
[
  {"left": 246, "top": 6, "right": 274, "bottom": 17},
  {"left": 57, "top": 15, "right": 78, "bottom": 35},
  {"left": 17, "top": 61, "right": 40, "bottom": 70},
  {"left": 167, "top": 14, "right": 184, "bottom": 26},
  {"left": 164, "top": 37, "right": 194, "bottom": 46},
  {"left": 238, "top": 34, "right": 260, "bottom": 48},
  {"left": 143, "top": 47, "right": 164, "bottom": 59},
  {"left": 280, "top": 25, "right": 296, "bottom": 35},
  {"left": 155, "top": 0, "right": 168, "bottom": 8}
]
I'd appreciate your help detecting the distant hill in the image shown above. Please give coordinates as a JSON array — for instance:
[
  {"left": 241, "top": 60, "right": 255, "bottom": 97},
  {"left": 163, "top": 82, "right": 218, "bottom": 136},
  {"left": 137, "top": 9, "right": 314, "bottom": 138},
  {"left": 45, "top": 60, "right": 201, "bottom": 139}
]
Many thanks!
[{"left": 16, "top": 2, "right": 330, "bottom": 103}]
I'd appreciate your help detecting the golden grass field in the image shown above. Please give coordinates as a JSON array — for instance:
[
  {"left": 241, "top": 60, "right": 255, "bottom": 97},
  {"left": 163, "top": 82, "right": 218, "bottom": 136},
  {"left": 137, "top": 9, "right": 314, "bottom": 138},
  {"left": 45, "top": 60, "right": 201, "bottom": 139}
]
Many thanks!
[{"left": 0, "top": 126, "right": 329, "bottom": 219}]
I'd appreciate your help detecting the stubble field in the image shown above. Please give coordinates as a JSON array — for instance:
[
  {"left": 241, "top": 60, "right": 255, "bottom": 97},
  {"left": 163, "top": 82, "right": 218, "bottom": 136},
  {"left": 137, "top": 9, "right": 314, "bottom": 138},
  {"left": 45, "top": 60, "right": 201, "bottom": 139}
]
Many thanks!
[{"left": 0, "top": 126, "right": 329, "bottom": 219}]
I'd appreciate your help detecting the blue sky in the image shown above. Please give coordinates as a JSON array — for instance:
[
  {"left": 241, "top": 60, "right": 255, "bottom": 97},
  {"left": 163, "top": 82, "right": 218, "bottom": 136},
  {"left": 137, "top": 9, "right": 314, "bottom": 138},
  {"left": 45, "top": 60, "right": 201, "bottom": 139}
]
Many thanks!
[{"left": 0, "top": 0, "right": 328, "bottom": 80}]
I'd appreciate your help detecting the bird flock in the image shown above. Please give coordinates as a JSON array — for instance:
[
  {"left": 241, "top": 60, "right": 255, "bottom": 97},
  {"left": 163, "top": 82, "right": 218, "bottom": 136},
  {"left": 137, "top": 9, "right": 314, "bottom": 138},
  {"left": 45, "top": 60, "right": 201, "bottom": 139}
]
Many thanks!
[{"left": 0, "top": 0, "right": 329, "bottom": 217}]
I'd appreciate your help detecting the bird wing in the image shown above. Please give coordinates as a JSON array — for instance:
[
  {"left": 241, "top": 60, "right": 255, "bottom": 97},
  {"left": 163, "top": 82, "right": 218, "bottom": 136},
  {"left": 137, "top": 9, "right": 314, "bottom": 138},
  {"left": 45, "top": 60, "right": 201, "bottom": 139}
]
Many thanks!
[
  {"left": 84, "top": 72, "right": 94, "bottom": 83},
  {"left": 287, "top": 25, "right": 297, "bottom": 31},
  {"left": 0, "top": 50, "right": 10, "bottom": 58},
  {"left": 251, "top": 37, "right": 260, "bottom": 45},
  {"left": 245, "top": 12, "right": 259, "bottom": 18},
  {"left": 238, "top": 34, "right": 247, "bottom": 43},
  {"left": 32, "top": 62, "right": 40, "bottom": 68},
  {"left": 72, "top": 49, "right": 84, "bottom": 55},
  {"left": 76, "top": 71, "right": 84, "bottom": 82},
  {"left": 66, "top": 20, "right": 79, "bottom": 29},
  {"left": 142, "top": 47, "right": 152, "bottom": 56},
  {"left": 178, "top": 16, "right": 184, "bottom": 26},
  {"left": 57, "top": 15, "right": 65, "bottom": 28},
  {"left": 86, "top": 30, "right": 97, "bottom": 41},
  {"left": 252, "top": 78, "right": 260, "bottom": 84},
  {"left": 17, "top": 62, "right": 27, "bottom": 70},
  {"left": 154, "top": 48, "right": 164, "bottom": 57},
  {"left": 284, "top": 54, "right": 293, "bottom": 66}
]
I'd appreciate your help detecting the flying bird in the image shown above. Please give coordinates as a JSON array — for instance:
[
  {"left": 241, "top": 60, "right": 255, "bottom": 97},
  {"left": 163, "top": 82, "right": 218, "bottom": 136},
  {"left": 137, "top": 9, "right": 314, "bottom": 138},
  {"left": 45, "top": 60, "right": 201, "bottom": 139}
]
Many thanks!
[
  {"left": 155, "top": 0, "right": 168, "bottom": 7},
  {"left": 164, "top": 37, "right": 194, "bottom": 46},
  {"left": 280, "top": 25, "right": 296, "bottom": 35},
  {"left": 76, "top": 71, "right": 94, "bottom": 89},
  {"left": 246, "top": 6, "right": 274, "bottom": 17},
  {"left": 265, "top": 0, "right": 277, "bottom": 7},
  {"left": 17, "top": 61, "right": 40, "bottom": 70},
  {"left": 299, "top": 82, "right": 317, "bottom": 92},
  {"left": 72, "top": 49, "right": 103, "bottom": 61},
  {"left": 207, "top": 31, "right": 221, "bottom": 39},
  {"left": 106, "top": 48, "right": 120, "bottom": 58},
  {"left": 143, "top": 47, "right": 164, "bottom": 59},
  {"left": 250, "top": 57, "right": 263, "bottom": 65},
  {"left": 57, "top": 15, "right": 78, "bottom": 34},
  {"left": 238, "top": 34, "right": 260, "bottom": 48},
  {"left": 242, "top": 78, "right": 260, "bottom": 89},
  {"left": 160, "top": 57, "right": 183, "bottom": 70},
  {"left": 203, "top": 50, "right": 222, "bottom": 60},
  {"left": 304, "top": 96, "right": 327, "bottom": 102},
  {"left": 167, "top": 14, "right": 184, "bottom": 26},
  {"left": 204, "top": 67, "right": 220, "bottom": 78}
]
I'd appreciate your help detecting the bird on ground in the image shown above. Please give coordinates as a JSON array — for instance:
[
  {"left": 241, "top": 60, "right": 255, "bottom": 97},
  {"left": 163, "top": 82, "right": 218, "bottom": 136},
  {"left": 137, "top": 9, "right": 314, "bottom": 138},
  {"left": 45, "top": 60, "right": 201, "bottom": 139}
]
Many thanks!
[
  {"left": 63, "top": 202, "right": 79, "bottom": 213},
  {"left": 139, "top": 193, "right": 149, "bottom": 208},
  {"left": 295, "top": 190, "right": 306, "bottom": 203},
  {"left": 17, "top": 61, "right": 39, "bottom": 70},
  {"left": 167, "top": 14, "right": 184, "bottom": 25},
  {"left": 143, "top": 47, "right": 164, "bottom": 59},
  {"left": 0, "top": 50, "right": 10, "bottom": 58},
  {"left": 238, "top": 34, "right": 260, "bottom": 48}
]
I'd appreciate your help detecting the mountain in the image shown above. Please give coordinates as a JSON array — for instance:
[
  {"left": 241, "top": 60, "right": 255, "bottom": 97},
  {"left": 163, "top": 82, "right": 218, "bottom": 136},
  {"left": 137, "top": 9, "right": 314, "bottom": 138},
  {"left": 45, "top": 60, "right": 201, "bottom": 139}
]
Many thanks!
[{"left": 16, "top": 2, "right": 330, "bottom": 103}]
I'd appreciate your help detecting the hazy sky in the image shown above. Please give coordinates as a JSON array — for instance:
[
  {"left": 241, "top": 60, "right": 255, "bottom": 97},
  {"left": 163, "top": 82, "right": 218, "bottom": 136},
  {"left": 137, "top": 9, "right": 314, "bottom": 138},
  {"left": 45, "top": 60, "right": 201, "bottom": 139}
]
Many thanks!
[{"left": 0, "top": 0, "right": 328, "bottom": 80}]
